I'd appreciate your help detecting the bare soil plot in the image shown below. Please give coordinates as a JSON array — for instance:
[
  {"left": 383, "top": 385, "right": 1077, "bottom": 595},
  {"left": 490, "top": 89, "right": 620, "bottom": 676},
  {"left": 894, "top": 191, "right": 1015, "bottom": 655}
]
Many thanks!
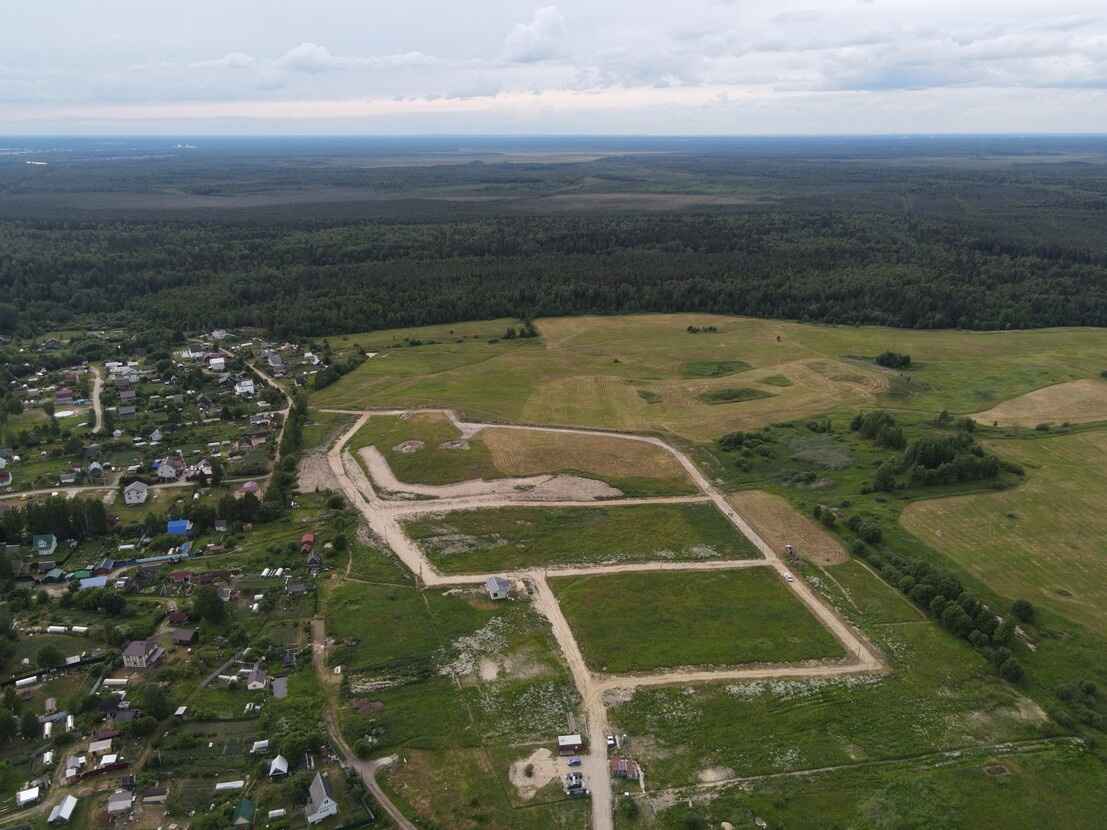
[
  {"left": 481, "top": 427, "right": 697, "bottom": 496},
  {"left": 901, "top": 430, "right": 1107, "bottom": 637},
  {"left": 972, "top": 378, "right": 1107, "bottom": 426},
  {"left": 728, "top": 490, "right": 848, "bottom": 565},
  {"left": 551, "top": 569, "right": 845, "bottom": 673}
]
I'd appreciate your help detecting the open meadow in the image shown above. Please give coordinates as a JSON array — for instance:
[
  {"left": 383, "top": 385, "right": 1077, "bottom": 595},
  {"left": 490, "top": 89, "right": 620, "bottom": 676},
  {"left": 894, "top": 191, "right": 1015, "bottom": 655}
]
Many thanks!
[
  {"left": 552, "top": 569, "right": 843, "bottom": 673},
  {"left": 401, "top": 502, "right": 760, "bottom": 573},
  {"left": 314, "top": 314, "right": 1107, "bottom": 441}
]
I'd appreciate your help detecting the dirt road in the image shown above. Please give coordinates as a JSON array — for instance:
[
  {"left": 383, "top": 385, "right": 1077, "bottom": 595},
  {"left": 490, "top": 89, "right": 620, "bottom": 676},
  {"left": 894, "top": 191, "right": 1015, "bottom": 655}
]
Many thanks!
[
  {"left": 90, "top": 365, "right": 104, "bottom": 434},
  {"left": 312, "top": 618, "right": 417, "bottom": 830},
  {"left": 324, "top": 407, "right": 885, "bottom": 830}
]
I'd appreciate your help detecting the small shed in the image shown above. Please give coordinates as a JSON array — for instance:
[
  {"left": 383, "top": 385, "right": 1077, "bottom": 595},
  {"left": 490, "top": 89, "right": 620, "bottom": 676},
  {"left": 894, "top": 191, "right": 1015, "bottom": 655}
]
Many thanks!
[
  {"left": 485, "top": 576, "right": 512, "bottom": 601},
  {"left": 269, "top": 754, "right": 289, "bottom": 778},
  {"left": 233, "top": 799, "right": 255, "bottom": 827},
  {"left": 48, "top": 794, "right": 78, "bottom": 824},
  {"left": 557, "top": 734, "right": 585, "bottom": 755}
]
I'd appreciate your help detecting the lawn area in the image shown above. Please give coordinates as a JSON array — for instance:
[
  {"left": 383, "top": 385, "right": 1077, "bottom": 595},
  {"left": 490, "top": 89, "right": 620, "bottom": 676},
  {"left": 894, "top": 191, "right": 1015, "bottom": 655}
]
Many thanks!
[
  {"left": 403, "top": 502, "right": 761, "bottom": 573},
  {"left": 901, "top": 428, "right": 1107, "bottom": 637},
  {"left": 552, "top": 568, "right": 843, "bottom": 673},
  {"left": 301, "top": 408, "right": 357, "bottom": 451},
  {"left": 313, "top": 314, "right": 1107, "bottom": 441},
  {"left": 620, "top": 743, "right": 1106, "bottom": 830},
  {"left": 816, "top": 559, "right": 923, "bottom": 625}
]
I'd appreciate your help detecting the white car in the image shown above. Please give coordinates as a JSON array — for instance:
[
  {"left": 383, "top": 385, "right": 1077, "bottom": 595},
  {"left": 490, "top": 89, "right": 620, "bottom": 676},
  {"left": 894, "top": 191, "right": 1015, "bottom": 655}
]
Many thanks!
[{"left": 782, "top": 572, "right": 795, "bottom": 583}]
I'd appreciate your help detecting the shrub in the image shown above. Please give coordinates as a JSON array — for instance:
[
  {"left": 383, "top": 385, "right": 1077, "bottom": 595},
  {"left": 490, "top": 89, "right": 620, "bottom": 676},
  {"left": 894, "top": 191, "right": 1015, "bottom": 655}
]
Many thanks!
[
  {"left": 1011, "top": 599, "right": 1036, "bottom": 623},
  {"left": 1000, "top": 657, "right": 1025, "bottom": 683},
  {"left": 875, "top": 351, "right": 912, "bottom": 369}
]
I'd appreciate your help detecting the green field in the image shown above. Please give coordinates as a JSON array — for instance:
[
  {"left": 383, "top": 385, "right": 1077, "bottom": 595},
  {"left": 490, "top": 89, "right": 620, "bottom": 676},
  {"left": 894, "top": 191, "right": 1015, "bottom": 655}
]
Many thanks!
[
  {"left": 313, "top": 314, "right": 1107, "bottom": 441},
  {"left": 698, "top": 386, "right": 775, "bottom": 404},
  {"left": 619, "top": 743, "right": 1105, "bottom": 830},
  {"left": 552, "top": 569, "right": 843, "bottom": 672},
  {"left": 902, "top": 428, "right": 1107, "bottom": 637},
  {"left": 403, "top": 502, "right": 760, "bottom": 573},
  {"left": 349, "top": 411, "right": 501, "bottom": 485}
]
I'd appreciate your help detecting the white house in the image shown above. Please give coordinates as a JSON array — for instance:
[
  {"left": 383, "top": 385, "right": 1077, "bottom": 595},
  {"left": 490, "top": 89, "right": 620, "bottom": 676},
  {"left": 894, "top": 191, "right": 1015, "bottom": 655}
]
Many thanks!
[
  {"left": 234, "top": 379, "right": 255, "bottom": 397},
  {"left": 122, "top": 639, "right": 164, "bottom": 670},
  {"left": 269, "top": 755, "right": 289, "bottom": 778},
  {"left": 16, "top": 787, "right": 41, "bottom": 808},
  {"left": 48, "top": 795, "right": 78, "bottom": 824},
  {"left": 485, "top": 576, "right": 512, "bottom": 601},
  {"left": 123, "top": 481, "right": 149, "bottom": 506},
  {"left": 106, "top": 791, "right": 133, "bottom": 815},
  {"left": 305, "top": 773, "right": 339, "bottom": 825},
  {"left": 209, "top": 357, "right": 226, "bottom": 372},
  {"left": 246, "top": 668, "right": 268, "bottom": 691},
  {"left": 156, "top": 462, "right": 178, "bottom": 481}
]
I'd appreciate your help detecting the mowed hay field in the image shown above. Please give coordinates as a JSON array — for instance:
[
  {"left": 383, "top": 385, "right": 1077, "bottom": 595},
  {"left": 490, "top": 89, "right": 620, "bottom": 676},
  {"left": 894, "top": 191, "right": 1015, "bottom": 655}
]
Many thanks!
[
  {"left": 973, "top": 378, "right": 1107, "bottom": 427},
  {"left": 551, "top": 569, "right": 844, "bottom": 673},
  {"left": 403, "top": 502, "right": 760, "bottom": 573},
  {"left": 347, "top": 411, "right": 696, "bottom": 495},
  {"left": 728, "top": 490, "right": 848, "bottom": 565},
  {"left": 901, "top": 430, "right": 1107, "bottom": 637},
  {"left": 315, "top": 314, "right": 1107, "bottom": 442}
]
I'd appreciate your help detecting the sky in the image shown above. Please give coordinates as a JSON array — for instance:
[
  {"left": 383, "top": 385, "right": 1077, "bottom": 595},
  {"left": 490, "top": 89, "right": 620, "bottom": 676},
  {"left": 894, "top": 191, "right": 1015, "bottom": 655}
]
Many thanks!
[{"left": 2, "top": 0, "right": 1107, "bottom": 134}]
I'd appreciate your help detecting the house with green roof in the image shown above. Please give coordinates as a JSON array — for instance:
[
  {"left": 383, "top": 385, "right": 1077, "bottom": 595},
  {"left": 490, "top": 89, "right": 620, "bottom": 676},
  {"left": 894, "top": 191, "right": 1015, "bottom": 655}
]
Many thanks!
[{"left": 232, "top": 799, "right": 255, "bottom": 827}]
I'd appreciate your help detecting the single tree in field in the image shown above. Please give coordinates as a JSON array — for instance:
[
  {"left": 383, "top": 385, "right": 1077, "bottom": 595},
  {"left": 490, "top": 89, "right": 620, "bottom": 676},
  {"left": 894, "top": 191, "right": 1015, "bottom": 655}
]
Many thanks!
[{"left": 1011, "top": 599, "right": 1036, "bottom": 623}]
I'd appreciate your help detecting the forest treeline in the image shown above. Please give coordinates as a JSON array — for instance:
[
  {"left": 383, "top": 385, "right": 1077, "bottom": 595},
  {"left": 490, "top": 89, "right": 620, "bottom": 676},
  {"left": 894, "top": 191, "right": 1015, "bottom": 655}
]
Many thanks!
[{"left": 4, "top": 165, "right": 1107, "bottom": 337}]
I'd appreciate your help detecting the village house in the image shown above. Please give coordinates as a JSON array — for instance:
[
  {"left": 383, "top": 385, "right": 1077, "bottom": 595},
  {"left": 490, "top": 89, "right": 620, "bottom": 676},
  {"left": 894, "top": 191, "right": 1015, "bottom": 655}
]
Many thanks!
[
  {"left": 233, "top": 799, "right": 255, "bottom": 827},
  {"left": 234, "top": 379, "right": 256, "bottom": 397},
  {"left": 268, "top": 755, "right": 289, "bottom": 777},
  {"left": 209, "top": 357, "right": 226, "bottom": 372},
  {"left": 33, "top": 534, "right": 58, "bottom": 558},
  {"left": 156, "top": 461, "right": 178, "bottom": 482},
  {"left": 123, "top": 481, "right": 149, "bottom": 506},
  {"left": 121, "top": 640, "right": 164, "bottom": 670},
  {"left": 304, "top": 773, "right": 338, "bottom": 825},
  {"left": 485, "top": 576, "right": 512, "bottom": 601},
  {"left": 172, "top": 628, "right": 197, "bottom": 646}
]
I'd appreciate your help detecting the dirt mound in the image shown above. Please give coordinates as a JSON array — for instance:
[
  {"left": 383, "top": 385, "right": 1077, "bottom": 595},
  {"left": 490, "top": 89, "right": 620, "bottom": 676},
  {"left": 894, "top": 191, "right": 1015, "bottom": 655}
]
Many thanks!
[
  {"left": 438, "top": 439, "right": 470, "bottom": 450},
  {"left": 392, "top": 440, "right": 425, "bottom": 454},
  {"left": 522, "top": 475, "right": 623, "bottom": 501}
]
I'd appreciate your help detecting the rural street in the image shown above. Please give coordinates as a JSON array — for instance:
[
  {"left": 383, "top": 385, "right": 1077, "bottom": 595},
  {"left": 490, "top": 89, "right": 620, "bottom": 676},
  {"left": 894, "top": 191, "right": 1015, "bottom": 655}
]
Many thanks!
[
  {"left": 90, "top": 365, "right": 104, "bottom": 434},
  {"left": 323, "top": 408, "right": 886, "bottom": 830}
]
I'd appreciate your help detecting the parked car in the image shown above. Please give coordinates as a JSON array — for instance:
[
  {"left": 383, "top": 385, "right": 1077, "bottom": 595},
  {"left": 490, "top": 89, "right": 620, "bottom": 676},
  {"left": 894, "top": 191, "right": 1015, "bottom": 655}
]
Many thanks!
[{"left": 568, "top": 757, "right": 582, "bottom": 767}]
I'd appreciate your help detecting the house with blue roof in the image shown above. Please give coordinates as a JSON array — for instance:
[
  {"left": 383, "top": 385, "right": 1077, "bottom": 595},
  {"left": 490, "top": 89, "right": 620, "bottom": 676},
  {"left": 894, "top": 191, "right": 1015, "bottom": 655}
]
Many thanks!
[{"left": 166, "top": 520, "right": 192, "bottom": 536}]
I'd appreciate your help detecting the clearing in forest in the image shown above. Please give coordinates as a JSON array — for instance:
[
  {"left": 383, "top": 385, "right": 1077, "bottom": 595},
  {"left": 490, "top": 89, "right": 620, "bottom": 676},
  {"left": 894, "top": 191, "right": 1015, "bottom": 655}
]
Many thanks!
[{"left": 551, "top": 569, "right": 845, "bottom": 673}]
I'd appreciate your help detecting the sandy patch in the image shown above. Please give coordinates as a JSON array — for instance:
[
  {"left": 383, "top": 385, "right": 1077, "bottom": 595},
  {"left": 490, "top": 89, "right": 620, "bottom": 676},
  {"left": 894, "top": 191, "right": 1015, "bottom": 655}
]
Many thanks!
[
  {"left": 438, "top": 439, "right": 470, "bottom": 450},
  {"left": 509, "top": 748, "right": 561, "bottom": 801},
  {"left": 973, "top": 379, "right": 1107, "bottom": 427},
  {"left": 697, "top": 766, "right": 736, "bottom": 783},
  {"left": 298, "top": 451, "right": 339, "bottom": 492},
  {"left": 523, "top": 475, "right": 623, "bottom": 501},
  {"left": 478, "top": 657, "right": 500, "bottom": 681},
  {"left": 728, "top": 490, "right": 848, "bottom": 565},
  {"left": 393, "top": 440, "right": 425, "bottom": 454},
  {"left": 359, "top": 446, "right": 622, "bottom": 501}
]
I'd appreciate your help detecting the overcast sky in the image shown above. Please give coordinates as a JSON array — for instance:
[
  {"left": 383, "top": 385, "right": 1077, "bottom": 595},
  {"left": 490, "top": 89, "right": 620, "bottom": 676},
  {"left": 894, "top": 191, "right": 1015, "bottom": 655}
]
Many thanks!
[{"left": 3, "top": 0, "right": 1107, "bottom": 134}]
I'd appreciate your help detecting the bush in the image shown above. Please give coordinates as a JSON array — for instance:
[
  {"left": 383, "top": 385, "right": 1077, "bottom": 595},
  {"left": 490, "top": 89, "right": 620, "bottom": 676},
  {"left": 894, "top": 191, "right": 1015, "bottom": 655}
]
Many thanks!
[
  {"left": 1000, "top": 657, "right": 1025, "bottom": 683},
  {"left": 1011, "top": 599, "right": 1036, "bottom": 623},
  {"left": 875, "top": 351, "right": 912, "bottom": 369}
]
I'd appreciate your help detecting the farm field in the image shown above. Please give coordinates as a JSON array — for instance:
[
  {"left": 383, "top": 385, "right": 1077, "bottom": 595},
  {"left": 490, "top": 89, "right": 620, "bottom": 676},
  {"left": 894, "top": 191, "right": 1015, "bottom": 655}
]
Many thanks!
[
  {"left": 727, "top": 490, "right": 848, "bottom": 565},
  {"left": 972, "top": 378, "right": 1107, "bottom": 427},
  {"left": 901, "top": 429, "right": 1107, "bottom": 637},
  {"left": 402, "top": 502, "right": 761, "bottom": 574},
  {"left": 551, "top": 569, "right": 843, "bottom": 673},
  {"left": 313, "top": 314, "right": 1107, "bottom": 441},
  {"left": 347, "top": 411, "right": 696, "bottom": 496}
]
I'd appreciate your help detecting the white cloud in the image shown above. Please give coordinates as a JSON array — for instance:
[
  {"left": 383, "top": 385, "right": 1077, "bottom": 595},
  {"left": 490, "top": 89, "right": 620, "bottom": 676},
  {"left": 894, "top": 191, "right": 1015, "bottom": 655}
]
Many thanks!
[
  {"left": 189, "top": 52, "right": 257, "bottom": 70},
  {"left": 503, "top": 6, "right": 567, "bottom": 63},
  {"left": 276, "top": 42, "right": 438, "bottom": 74}
]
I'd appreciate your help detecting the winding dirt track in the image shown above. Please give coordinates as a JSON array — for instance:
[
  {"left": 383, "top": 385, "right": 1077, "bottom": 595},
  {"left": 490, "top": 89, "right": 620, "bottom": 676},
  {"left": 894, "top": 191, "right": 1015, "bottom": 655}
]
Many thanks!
[{"left": 323, "top": 408, "right": 885, "bottom": 830}]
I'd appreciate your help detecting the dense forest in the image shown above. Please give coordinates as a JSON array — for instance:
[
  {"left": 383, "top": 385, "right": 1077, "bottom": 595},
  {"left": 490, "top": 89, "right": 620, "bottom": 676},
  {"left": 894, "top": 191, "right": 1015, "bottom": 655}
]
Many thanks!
[{"left": 3, "top": 136, "right": 1107, "bottom": 337}]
